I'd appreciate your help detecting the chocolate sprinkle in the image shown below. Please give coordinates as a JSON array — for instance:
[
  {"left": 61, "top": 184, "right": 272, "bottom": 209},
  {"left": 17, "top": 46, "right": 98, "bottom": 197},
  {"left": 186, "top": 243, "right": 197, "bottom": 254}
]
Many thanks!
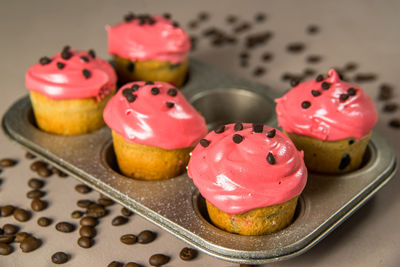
[
  {"left": 267, "top": 129, "right": 276, "bottom": 138},
  {"left": 172, "top": 22, "right": 180, "bottom": 28},
  {"left": 166, "top": 102, "right": 174, "bottom": 108},
  {"left": 39, "top": 57, "right": 52, "bottom": 65},
  {"left": 145, "top": 81, "right": 155, "bottom": 85},
  {"left": 151, "top": 87, "right": 160, "bottom": 95},
  {"left": 80, "top": 56, "right": 89, "bottom": 62},
  {"left": 311, "top": 90, "right": 321, "bottom": 97},
  {"left": 167, "top": 88, "right": 178, "bottom": 97},
  {"left": 340, "top": 94, "right": 349, "bottom": 101},
  {"left": 88, "top": 49, "right": 96, "bottom": 58},
  {"left": 234, "top": 123, "right": 243, "bottom": 131},
  {"left": 339, "top": 154, "right": 351, "bottom": 170},
  {"left": 56, "top": 62, "right": 65, "bottom": 69},
  {"left": 349, "top": 139, "right": 355, "bottom": 145},
  {"left": 316, "top": 74, "right": 324, "bottom": 82},
  {"left": 266, "top": 152, "right": 276, "bottom": 165},
  {"left": 214, "top": 125, "right": 225, "bottom": 134},
  {"left": 82, "top": 69, "right": 91, "bottom": 79},
  {"left": 127, "top": 62, "right": 135, "bottom": 72},
  {"left": 290, "top": 79, "right": 299, "bottom": 87},
  {"left": 61, "top": 48, "right": 72, "bottom": 60},
  {"left": 301, "top": 101, "right": 311, "bottom": 109},
  {"left": 126, "top": 95, "right": 137, "bottom": 103},
  {"left": 124, "top": 12, "right": 135, "bottom": 22},
  {"left": 131, "top": 84, "right": 140, "bottom": 91},
  {"left": 252, "top": 123, "right": 263, "bottom": 133},
  {"left": 199, "top": 139, "right": 210, "bottom": 148},
  {"left": 232, "top": 134, "right": 243, "bottom": 144},
  {"left": 163, "top": 13, "right": 171, "bottom": 19},
  {"left": 347, "top": 87, "right": 357, "bottom": 96},
  {"left": 321, "top": 82, "right": 330, "bottom": 90}
]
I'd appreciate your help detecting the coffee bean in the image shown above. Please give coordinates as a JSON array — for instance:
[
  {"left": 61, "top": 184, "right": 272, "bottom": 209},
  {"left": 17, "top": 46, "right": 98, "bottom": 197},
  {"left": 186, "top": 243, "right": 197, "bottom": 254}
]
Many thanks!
[
  {"left": 108, "top": 261, "right": 123, "bottom": 267},
  {"left": 37, "top": 217, "right": 52, "bottom": 227},
  {"left": 0, "top": 234, "right": 15, "bottom": 243},
  {"left": 287, "top": 42, "right": 305, "bottom": 53},
  {"left": 121, "top": 207, "right": 133, "bottom": 217},
  {"left": 25, "top": 152, "right": 36, "bottom": 159},
  {"left": 120, "top": 234, "right": 137, "bottom": 245},
  {"left": 77, "top": 199, "right": 93, "bottom": 208},
  {"left": 1, "top": 205, "right": 14, "bottom": 217},
  {"left": 71, "top": 210, "right": 84, "bottom": 219},
  {"left": 27, "top": 189, "right": 46, "bottom": 199},
  {"left": 28, "top": 178, "right": 45, "bottom": 189},
  {"left": 75, "top": 184, "right": 92, "bottom": 194},
  {"left": 14, "top": 232, "right": 31, "bottom": 243},
  {"left": 52, "top": 251, "right": 69, "bottom": 264},
  {"left": 137, "top": 230, "right": 156, "bottom": 244},
  {"left": 31, "top": 199, "right": 47, "bottom": 212},
  {"left": 52, "top": 167, "right": 67, "bottom": 177},
  {"left": 79, "top": 226, "right": 96, "bottom": 238},
  {"left": 80, "top": 216, "right": 98, "bottom": 227},
  {"left": 55, "top": 222, "right": 75, "bottom": 233},
  {"left": 37, "top": 166, "right": 52, "bottom": 177},
  {"left": 378, "top": 84, "right": 393, "bottom": 100},
  {"left": 389, "top": 119, "right": 400, "bottom": 128},
  {"left": 354, "top": 73, "right": 377, "bottom": 82},
  {"left": 383, "top": 103, "right": 398, "bottom": 113},
  {"left": 0, "top": 243, "right": 13, "bottom": 255},
  {"left": 2, "top": 224, "right": 19, "bottom": 235},
  {"left": 112, "top": 216, "right": 128, "bottom": 226},
  {"left": 124, "top": 263, "right": 141, "bottom": 267},
  {"left": 13, "top": 208, "right": 31, "bottom": 222},
  {"left": 149, "top": 254, "right": 170, "bottom": 266},
  {"left": 20, "top": 236, "right": 41, "bottom": 252},
  {"left": 179, "top": 247, "right": 198, "bottom": 261},
  {"left": 240, "top": 265, "right": 258, "bottom": 267},
  {"left": 77, "top": 236, "right": 93, "bottom": 248},
  {"left": 30, "top": 160, "right": 46, "bottom": 171},
  {"left": 0, "top": 158, "right": 17, "bottom": 167},
  {"left": 0, "top": 227, "right": 2, "bottom": 235},
  {"left": 98, "top": 197, "right": 114, "bottom": 207},
  {"left": 86, "top": 204, "right": 106, "bottom": 218}
]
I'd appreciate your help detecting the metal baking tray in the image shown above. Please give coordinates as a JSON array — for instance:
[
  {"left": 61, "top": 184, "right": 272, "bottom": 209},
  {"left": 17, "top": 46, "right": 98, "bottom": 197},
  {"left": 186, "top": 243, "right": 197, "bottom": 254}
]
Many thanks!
[{"left": 2, "top": 59, "right": 397, "bottom": 264}]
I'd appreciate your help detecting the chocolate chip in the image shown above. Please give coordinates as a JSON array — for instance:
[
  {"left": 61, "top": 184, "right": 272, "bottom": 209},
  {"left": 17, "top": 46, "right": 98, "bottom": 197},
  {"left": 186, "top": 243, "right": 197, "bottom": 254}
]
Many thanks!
[
  {"left": 120, "top": 234, "right": 137, "bottom": 245},
  {"left": 3, "top": 224, "right": 19, "bottom": 235},
  {"left": 307, "top": 25, "right": 319, "bottom": 34},
  {"left": 77, "top": 236, "right": 93, "bottom": 248},
  {"left": 311, "top": 90, "right": 321, "bottom": 97},
  {"left": 71, "top": 210, "right": 84, "bottom": 219},
  {"left": 52, "top": 252, "right": 69, "bottom": 264},
  {"left": 20, "top": 236, "right": 41, "bottom": 252},
  {"left": 149, "top": 254, "right": 170, "bottom": 266},
  {"left": 306, "top": 55, "right": 322, "bottom": 64},
  {"left": 354, "top": 73, "right": 377, "bottom": 82},
  {"left": 234, "top": 123, "right": 243, "bottom": 131},
  {"left": 79, "top": 226, "right": 96, "bottom": 238},
  {"left": 232, "top": 134, "right": 243, "bottom": 144},
  {"left": 56, "top": 62, "right": 65, "bottom": 69},
  {"left": 112, "top": 216, "right": 128, "bottom": 226},
  {"left": 127, "top": 62, "right": 135, "bottom": 72},
  {"left": 321, "top": 82, "right": 330, "bottom": 90},
  {"left": 31, "top": 199, "right": 47, "bottom": 212},
  {"left": 55, "top": 222, "right": 75, "bottom": 233},
  {"left": 145, "top": 81, "right": 154, "bottom": 85},
  {"left": 121, "top": 207, "right": 133, "bottom": 217},
  {"left": 82, "top": 69, "right": 91, "bottom": 79},
  {"left": 180, "top": 247, "right": 198, "bottom": 261},
  {"left": 0, "top": 243, "right": 13, "bottom": 255},
  {"left": 108, "top": 261, "right": 123, "bottom": 267},
  {"left": 0, "top": 158, "right": 16, "bottom": 167},
  {"left": 28, "top": 178, "right": 44, "bottom": 189},
  {"left": 37, "top": 217, "right": 52, "bottom": 227},
  {"left": 339, "top": 154, "right": 351, "bottom": 170},
  {"left": 252, "top": 123, "right": 263, "bottom": 133},
  {"left": 0, "top": 234, "right": 14, "bottom": 244},
  {"left": 88, "top": 49, "right": 96, "bottom": 58},
  {"left": 37, "top": 166, "right": 52, "bottom": 177},
  {"left": 13, "top": 208, "right": 31, "bottom": 222},
  {"left": 14, "top": 232, "right": 31, "bottom": 243},
  {"left": 349, "top": 139, "right": 355, "bottom": 145},
  {"left": 378, "top": 84, "right": 393, "bottom": 100},
  {"left": 316, "top": 74, "right": 324, "bottom": 82},
  {"left": 166, "top": 102, "right": 174, "bottom": 108},
  {"left": 151, "top": 87, "right": 160, "bottom": 95},
  {"left": 26, "top": 189, "right": 45, "bottom": 199},
  {"left": 167, "top": 88, "right": 178, "bottom": 97},
  {"left": 347, "top": 87, "right": 357, "bottom": 96},
  {"left": 301, "top": 101, "right": 311, "bottom": 109},
  {"left": 1, "top": 205, "right": 14, "bottom": 217},
  {"left": 261, "top": 52, "right": 273, "bottom": 62},
  {"left": 30, "top": 160, "right": 46, "bottom": 171},
  {"left": 267, "top": 152, "right": 276, "bottom": 164},
  {"left": 267, "top": 129, "right": 276, "bottom": 138},
  {"left": 137, "top": 230, "right": 157, "bottom": 244},
  {"left": 287, "top": 42, "right": 305, "bottom": 53},
  {"left": 340, "top": 94, "right": 349, "bottom": 101},
  {"left": 290, "top": 79, "right": 299, "bottom": 87},
  {"left": 389, "top": 119, "right": 400, "bottom": 128},
  {"left": 98, "top": 197, "right": 115, "bottom": 207},
  {"left": 383, "top": 103, "right": 398, "bottom": 113},
  {"left": 75, "top": 184, "right": 92, "bottom": 194},
  {"left": 39, "top": 57, "right": 52, "bottom": 65},
  {"left": 80, "top": 56, "right": 89, "bottom": 62}
]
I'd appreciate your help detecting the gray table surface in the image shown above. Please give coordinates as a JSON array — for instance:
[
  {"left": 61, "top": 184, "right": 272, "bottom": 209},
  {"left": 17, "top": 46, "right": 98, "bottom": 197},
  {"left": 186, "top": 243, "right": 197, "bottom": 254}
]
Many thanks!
[{"left": 0, "top": 0, "right": 399, "bottom": 266}]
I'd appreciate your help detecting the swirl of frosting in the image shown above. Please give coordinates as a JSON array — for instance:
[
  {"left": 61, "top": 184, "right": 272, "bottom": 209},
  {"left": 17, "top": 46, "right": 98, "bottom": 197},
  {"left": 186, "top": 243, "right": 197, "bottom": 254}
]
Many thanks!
[
  {"left": 103, "top": 81, "right": 207, "bottom": 150},
  {"left": 107, "top": 15, "right": 191, "bottom": 64},
  {"left": 187, "top": 123, "right": 307, "bottom": 214},
  {"left": 275, "top": 69, "right": 377, "bottom": 141},
  {"left": 25, "top": 47, "right": 117, "bottom": 100}
]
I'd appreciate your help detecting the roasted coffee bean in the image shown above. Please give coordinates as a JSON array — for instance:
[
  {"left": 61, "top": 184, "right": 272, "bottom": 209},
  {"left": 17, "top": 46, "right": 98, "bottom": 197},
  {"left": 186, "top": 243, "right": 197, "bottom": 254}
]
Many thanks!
[
  {"left": 71, "top": 210, "right": 84, "bottom": 219},
  {"left": 77, "top": 199, "right": 93, "bottom": 208},
  {"left": 98, "top": 197, "right": 114, "bottom": 206},
  {"left": 86, "top": 204, "right": 106, "bottom": 218},
  {"left": 307, "top": 25, "right": 319, "bottom": 34},
  {"left": 37, "top": 166, "right": 52, "bottom": 177},
  {"left": 0, "top": 234, "right": 15, "bottom": 243},
  {"left": 37, "top": 217, "right": 52, "bottom": 227},
  {"left": 52, "top": 251, "right": 69, "bottom": 264},
  {"left": 137, "top": 230, "right": 156, "bottom": 244},
  {"left": 14, "top": 232, "right": 31, "bottom": 243},
  {"left": 180, "top": 247, "right": 198, "bottom": 261},
  {"left": 240, "top": 264, "right": 258, "bottom": 267},
  {"left": 287, "top": 42, "right": 305, "bottom": 53},
  {"left": 149, "top": 254, "right": 170, "bottom": 266},
  {"left": 55, "top": 222, "right": 75, "bottom": 233},
  {"left": 389, "top": 119, "right": 400, "bottom": 128},
  {"left": 13, "top": 208, "right": 31, "bottom": 222},
  {"left": 124, "top": 263, "right": 141, "bottom": 267},
  {"left": 79, "top": 226, "right": 96, "bottom": 238},
  {"left": 1, "top": 205, "right": 14, "bottom": 217},
  {"left": 121, "top": 207, "right": 133, "bottom": 217},
  {"left": 0, "top": 158, "right": 17, "bottom": 167},
  {"left": 2, "top": 224, "right": 19, "bottom": 235},
  {"left": 28, "top": 178, "right": 45, "bottom": 189},
  {"left": 383, "top": 103, "right": 398, "bottom": 113},
  {"left": 80, "top": 216, "right": 98, "bottom": 227},
  {"left": 27, "top": 189, "right": 46, "bottom": 199},
  {"left": 120, "top": 234, "right": 137, "bottom": 245},
  {"left": 354, "top": 73, "right": 377, "bottom": 82},
  {"left": 379, "top": 84, "right": 393, "bottom": 100},
  {"left": 31, "top": 199, "right": 47, "bottom": 211},
  {"left": 108, "top": 261, "right": 123, "bottom": 267},
  {"left": 30, "top": 160, "right": 46, "bottom": 171},
  {"left": 112, "top": 216, "right": 128, "bottom": 226},
  {"left": 25, "top": 152, "right": 36, "bottom": 159},
  {"left": 75, "top": 184, "right": 92, "bottom": 194},
  {"left": 253, "top": 66, "right": 266, "bottom": 77},
  {"left": 52, "top": 167, "right": 68, "bottom": 177},
  {"left": 77, "top": 236, "right": 93, "bottom": 248},
  {"left": 0, "top": 243, "right": 13, "bottom": 255},
  {"left": 20, "top": 236, "right": 41, "bottom": 252}
]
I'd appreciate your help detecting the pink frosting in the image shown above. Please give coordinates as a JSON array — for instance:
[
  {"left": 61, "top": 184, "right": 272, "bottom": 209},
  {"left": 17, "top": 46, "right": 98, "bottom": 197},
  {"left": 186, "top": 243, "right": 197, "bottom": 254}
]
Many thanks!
[
  {"left": 187, "top": 123, "right": 307, "bottom": 214},
  {"left": 275, "top": 69, "right": 377, "bottom": 141},
  {"left": 107, "top": 15, "right": 190, "bottom": 64},
  {"left": 25, "top": 48, "right": 117, "bottom": 100},
  {"left": 103, "top": 81, "right": 207, "bottom": 150}
]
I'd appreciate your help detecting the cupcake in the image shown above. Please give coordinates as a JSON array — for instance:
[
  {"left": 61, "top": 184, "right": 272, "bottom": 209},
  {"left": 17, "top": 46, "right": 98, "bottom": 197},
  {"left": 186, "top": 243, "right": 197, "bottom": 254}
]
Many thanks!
[
  {"left": 25, "top": 46, "right": 117, "bottom": 135},
  {"left": 107, "top": 13, "right": 190, "bottom": 87},
  {"left": 103, "top": 81, "right": 207, "bottom": 180},
  {"left": 188, "top": 123, "right": 307, "bottom": 236},
  {"left": 275, "top": 69, "right": 377, "bottom": 174}
]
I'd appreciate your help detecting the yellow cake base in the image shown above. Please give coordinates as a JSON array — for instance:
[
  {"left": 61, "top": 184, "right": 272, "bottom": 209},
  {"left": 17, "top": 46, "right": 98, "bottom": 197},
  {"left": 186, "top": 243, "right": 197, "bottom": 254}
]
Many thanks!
[
  {"left": 206, "top": 196, "right": 299, "bottom": 236},
  {"left": 285, "top": 131, "right": 371, "bottom": 174},
  {"left": 30, "top": 91, "right": 114, "bottom": 135},
  {"left": 114, "top": 56, "right": 188, "bottom": 87},
  {"left": 112, "top": 130, "right": 192, "bottom": 180}
]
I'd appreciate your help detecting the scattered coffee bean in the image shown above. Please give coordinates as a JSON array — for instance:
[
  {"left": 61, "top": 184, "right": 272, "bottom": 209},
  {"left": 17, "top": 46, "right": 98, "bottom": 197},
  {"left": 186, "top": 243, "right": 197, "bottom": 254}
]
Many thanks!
[
  {"left": 26, "top": 189, "right": 45, "bottom": 199},
  {"left": 378, "top": 84, "right": 393, "bottom": 100},
  {"left": 120, "top": 234, "right": 137, "bottom": 245},
  {"left": 52, "top": 167, "right": 68, "bottom": 177},
  {"left": 25, "top": 152, "right": 36, "bottom": 159},
  {"left": 98, "top": 197, "right": 114, "bottom": 207},
  {"left": 31, "top": 199, "right": 47, "bottom": 211},
  {"left": 303, "top": 68, "right": 316, "bottom": 76},
  {"left": 344, "top": 62, "right": 358, "bottom": 72},
  {"left": 1, "top": 205, "right": 14, "bottom": 217},
  {"left": 86, "top": 203, "right": 106, "bottom": 218},
  {"left": 0, "top": 158, "right": 17, "bottom": 167},
  {"left": 261, "top": 52, "right": 273, "bottom": 62},
  {"left": 0, "top": 243, "right": 13, "bottom": 255},
  {"left": 253, "top": 66, "right": 266, "bottom": 77},
  {"left": 71, "top": 210, "right": 84, "bottom": 219},
  {"left": 245, "top": 31, "right": 272, "bottom": 48},
  {"left": 2, "top": 224, "right": 19, "bottom": 235},
  {"left": 37, "top": 166, "right": 52, "bottom": 177},
  {"left": 112, "top": 216, "right": 128, "bottom": 226},
  {"left": 180, "top": 247, "right": 198, "bottom": 261},
  {"left": 0, "top": 234, "right": 15, "bottom": 243},
  {"left": 383, "top": 103, "right": 398, "bottom": 113},
  {"left": 77, "top": 199, "right": 93, "bottom": 208},
  {"left": 226, "top": 15, "right": 237, "bottom": 24},
  {"left": 108, "top": 261, "right": 123, "bottom": 267},
  {"left": 20, "top": 236, "right": 41, "bottom": 252},
  {"left": 55, "top": 222, "right": 75, "bottom": 233},
  {"left": 75, "top": 184, "right": 92, "bottom": 194},
  {"left": 121, "top": 207, "right": 133, "bottom": 217},
  {"left": 13, "top": 208, "right": 31, "bottom": 222},
  {"left": 255, "top": 13, "right": 266, "bottom": 23},
  {"left": 354, "top": 73, "right": 377, "bottom": 82},
  {"left": 28, "top": 178, "right": 45, "bottom": 189},
  {"left": 389, "top": 119, "right": 400, "bottom": 129},
  {"left": 77, "top": 236, "right": 93, "bottom": 248},
  {"left": 37, "top": 217, "right": 52, "bottom": 227},
  {"left": 149, "top": 254, "right": 170, "bottom": 266},
  {"left": 287, "top": 42, "right": 305, "bottom": 53},
  {"left": 80, "top": 216, "right": 98, "bottom": 227},
  {"left": 137, "top": 230, "right": 157, "bottom": 244},
  {"left": 339, "top": 154, "right": 351, "bottom": 170},
  {"left": 14, "top": 232, "right": 31, "bottom": 243},
  {"left": 79, "top": 226, "right": 96, "bottom": 238},
  {"left": 30, "top": 161, "right": 46, "bottom": 172},
  {"left": 306, "top": 54, "right": 322, "bottom": 64},
  {"left": 52, "top": 251, "right": 69, "bottom": 264},
  {"left": 307, "top": 25, "right": 319, "bottom": 34},
  {"left": 124, "top": 263, "right": 141, "bottom": 267}
]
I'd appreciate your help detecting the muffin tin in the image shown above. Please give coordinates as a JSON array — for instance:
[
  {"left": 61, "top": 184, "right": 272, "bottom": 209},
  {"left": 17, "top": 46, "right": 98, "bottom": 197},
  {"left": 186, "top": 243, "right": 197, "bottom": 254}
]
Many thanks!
[{"left": 2, "top": 59, "right": 397, "bottom": 264}]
